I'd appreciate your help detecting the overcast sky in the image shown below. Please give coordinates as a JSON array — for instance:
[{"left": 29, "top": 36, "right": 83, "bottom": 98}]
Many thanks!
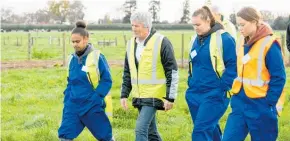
[{"left": 1, "top": 0, "right": 289, "bottom": 22}]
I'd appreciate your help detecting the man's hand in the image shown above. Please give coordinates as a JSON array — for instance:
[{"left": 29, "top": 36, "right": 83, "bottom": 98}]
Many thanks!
[
  {"left": 121, "top": 98, "right": 128, "bottom": 111},
  {"left": 163, "top": 100, "right": 174, "bottom": 111}
]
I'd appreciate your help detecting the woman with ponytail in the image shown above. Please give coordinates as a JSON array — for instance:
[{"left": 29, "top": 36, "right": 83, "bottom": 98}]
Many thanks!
[
  {"left": 223, "top": 7, "right": 286, "bottom": 141},
  {"left": 58, "top": 21, "right": 114, "bottom": 141},
  {"left": 185, "top": 6, "right": 237, "bottom": 141}
]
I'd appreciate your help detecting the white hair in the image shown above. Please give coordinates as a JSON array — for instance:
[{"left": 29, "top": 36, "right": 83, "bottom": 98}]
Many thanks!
[
  {"left": 211, "top": 5, "right": 223, "bottom": 15},
  {"left": 130, "top": 11, "right": 152, "bottom": 29}
]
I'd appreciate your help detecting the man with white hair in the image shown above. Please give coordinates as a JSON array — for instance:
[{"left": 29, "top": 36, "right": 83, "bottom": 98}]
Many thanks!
[
  {"left": 211, "top": 5, "right": 237, "bottom": 41},
  {"left": 120, "top": 11, "right": 179, "bottom": 141}
]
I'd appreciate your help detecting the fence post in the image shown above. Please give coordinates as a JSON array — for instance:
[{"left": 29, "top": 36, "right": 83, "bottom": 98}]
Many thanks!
[
  {"left": 3, "top": 36, "right": 6, "bottom": 45},
  {"left": 49, "top": 36, "right": 52, "bottom": 45},
  {"left": 16, "top": 37, "right": 19, "bottom": 46},
  {"left": 63, "top": 33, "right": 67, "bottom": 67},
  {"left": 103, "top": 38, "right": 105, "bottom": 47},
  {"left": 181, "top": 33, "right": 184, "bottom": 68},
  {"left": 115, "top": 37, "right": 118, "bottom": 46},
  {"left": 31, "top": 37, "right": 34, "bottom": 46},
  {"left": 28, "top": 33, "right": 32, "bottom": 60},
  {"left": 123, "top": 34, "right": 127, "bottom": 46}
]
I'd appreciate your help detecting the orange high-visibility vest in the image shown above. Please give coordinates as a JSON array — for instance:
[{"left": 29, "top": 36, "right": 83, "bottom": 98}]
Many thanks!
[{"left": 231, "top": 35, "right": 286, "bottom": 116}]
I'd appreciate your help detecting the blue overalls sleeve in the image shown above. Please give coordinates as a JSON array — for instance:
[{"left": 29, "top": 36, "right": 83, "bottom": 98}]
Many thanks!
[
  {"left": 220, "top": 33, "right": 237, "bottom": 91},
  {"left": 265, "top": 42, "right": 286, "bottom": 106},
  {"left": 63, "top": 58, "right": 73, "bottom": 103},
  {"left": 63, "top": 78, "right": 71, "bottom": 103},
  {"left": 95, "top": 54, "right": 112, "bottom": 98}
]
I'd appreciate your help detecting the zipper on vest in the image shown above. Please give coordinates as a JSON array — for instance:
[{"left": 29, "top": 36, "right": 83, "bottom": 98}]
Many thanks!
[
  {"left": 214, "top": 56, "right": 221, "bottom": 79},
  {"left": 137, "top": 69, "right": 140, "bottom": 100},
  {"left": 189, "top": 60, "right": 192, "bottom": 77},
  {"left": 87, "top": 72, "right": 95, "bottom": 89},
  {"left": 241, "top": 65, "right": 245, "bottom": 88}
]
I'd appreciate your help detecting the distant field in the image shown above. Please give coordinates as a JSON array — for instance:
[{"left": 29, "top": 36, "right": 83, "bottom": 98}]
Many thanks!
[
  {"left": 1, "top": 66, "right": 290, "bottom": 141},
  {"left": 1, "top": 30, "right": 288, "bottom": 62}
]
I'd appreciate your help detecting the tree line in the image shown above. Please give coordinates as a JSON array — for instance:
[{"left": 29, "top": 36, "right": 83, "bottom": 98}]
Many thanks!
[{"left": 1, "top": 0, "right": 289, "bottom": 30}]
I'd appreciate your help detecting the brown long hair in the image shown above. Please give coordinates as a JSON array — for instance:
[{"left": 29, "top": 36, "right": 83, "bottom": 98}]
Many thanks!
[
  {"left": 237, "top": 7, "right": 261, "bottom": 23},
  {"left": 192, "top": 6, "right": 215, "bottom": 27}
]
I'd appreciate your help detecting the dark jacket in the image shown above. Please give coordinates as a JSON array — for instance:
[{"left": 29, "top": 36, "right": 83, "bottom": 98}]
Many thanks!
[
  {"left": 286, "top": 23, "right": 290, "bottom": 52},
  {"left": 120, "top": 29, "right": 178, "bottom": 110}
]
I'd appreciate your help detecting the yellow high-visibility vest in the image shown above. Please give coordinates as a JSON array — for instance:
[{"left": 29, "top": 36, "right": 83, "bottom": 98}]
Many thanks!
[
  {"left": 67, "top": 50, "right": 113, "bottom": 121},
  {"left": 223, "top": 19, "right": 237, "bottom": 41},
  {"left": 127, "top": 33, "right": 166, "bottom": 100},
  {"left": 232, "top": 35, "right": 286, "bottom": 116}
]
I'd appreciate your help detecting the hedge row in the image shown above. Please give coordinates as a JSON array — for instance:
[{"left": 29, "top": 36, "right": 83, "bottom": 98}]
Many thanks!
[{"left": 1, "top": 24, "right": 193, "bottom": 31}]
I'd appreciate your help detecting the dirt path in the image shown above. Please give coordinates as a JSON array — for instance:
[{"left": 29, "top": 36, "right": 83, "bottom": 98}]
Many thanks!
[{"left": 1, "top": 59, "right": 188, "bottom": 70}]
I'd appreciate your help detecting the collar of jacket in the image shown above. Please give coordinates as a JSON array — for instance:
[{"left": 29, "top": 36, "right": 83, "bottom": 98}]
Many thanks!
[
  {"left": 73, "top": 43, "right": 94, "bottom": 64},
  {"left": 197, "top": 22, "right": 224, "bottom": 45}
]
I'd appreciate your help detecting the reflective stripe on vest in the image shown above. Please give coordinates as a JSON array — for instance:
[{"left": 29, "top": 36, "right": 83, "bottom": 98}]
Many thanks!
[
  {"left": 234, "top": 36, "right": 272, "bottom": 86},
  {"left": 127, "top": 33, "right": 166, "bottom": 85},
  {"left": 127, "top": 33, "right": 166, "bottom": 99},
  {"left": 188, "top": 29, "right": 225, "bottom": 77},
  {"left": 232, "top": 35, "right": 286, "bottom": 116}
]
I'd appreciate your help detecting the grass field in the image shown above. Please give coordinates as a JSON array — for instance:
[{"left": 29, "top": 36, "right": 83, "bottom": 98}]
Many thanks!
[
  {"left": 1, "top": 66, "right": 290, "bottom": 141},
  {"left": 1, "top": 30, "right": 290, "bottom": 140},
  {"left": 1, "top": 30, "right": 289, "bottom": 62},
  {"left": 1, "top": 31, "right": 192, "bottom": 61}
]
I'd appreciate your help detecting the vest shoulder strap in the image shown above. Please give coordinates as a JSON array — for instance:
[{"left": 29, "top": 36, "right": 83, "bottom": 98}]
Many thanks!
[{"left": 86, "top": 50, "right": 101, "bottom": 88}]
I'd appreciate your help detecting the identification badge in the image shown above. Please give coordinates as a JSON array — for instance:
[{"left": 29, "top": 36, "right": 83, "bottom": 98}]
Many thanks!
[
  {"left": 190, "top": 50, "right": 197, "bottom": 59},
  {"left": 242, "top": 54, "right": 251, "bottom": 64},
  {"left": 81, "top": 66, "right": 88, "bottom": 72}
]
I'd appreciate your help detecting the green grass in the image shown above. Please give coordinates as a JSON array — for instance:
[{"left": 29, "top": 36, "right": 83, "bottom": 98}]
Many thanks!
[
  {"left": 2, "top": 30, "right": 288, "bottom": 62},
  {"left": 1, "top": 67, "right": 290, "bottom": 141}
]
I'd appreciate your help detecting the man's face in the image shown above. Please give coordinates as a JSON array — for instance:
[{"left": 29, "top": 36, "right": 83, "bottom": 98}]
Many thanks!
[{"left": 131, "top": 21, "right": 149, "bottom": 39}]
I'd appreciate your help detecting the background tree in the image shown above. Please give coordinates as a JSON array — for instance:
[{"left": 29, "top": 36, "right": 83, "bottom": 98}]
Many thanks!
[
  {"left": 35, "top": 9, "right": 50, "bottom": 24},
  {"left": 47, "top": 0, "right": 70, "bottom": 24},
  {"left": 1, "top": 8, "right": 15, "bottom": 23},
  {"left": 122, "top": 0, "right": 137, "bottom": 23},
  {"left": 229, "top": 13, "right": 237, "bottom": 25},
  {"left": 149, "top": 0, "right": 160, "bottom": 23},
  {"left": 67, "top": 1, "right": 86, "bottom": 24},
  {"left": 272, "top": 16, "right": 288, "bottom": 30},
  {"left": 180, "top": 0, "right": 190, "bottom": 24},
  {"left": 260, "top": 10, "right": 275, "bottom": 25}
]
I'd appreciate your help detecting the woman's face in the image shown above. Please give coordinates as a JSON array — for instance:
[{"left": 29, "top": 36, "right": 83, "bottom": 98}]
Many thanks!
[
  {"left": 71, "top": 33, "right": 88, "bottom": 52},
  {"left": 191, "top": 15, "right": 211, "bottom": 35},
  {"left": 237, "top": 17, "right": 257, "bottom": 37}
]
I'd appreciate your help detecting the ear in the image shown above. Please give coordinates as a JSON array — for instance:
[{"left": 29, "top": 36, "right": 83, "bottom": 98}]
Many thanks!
[
  {"left": 83, "top": 36, "right": 89, "bottom": 43},
  {"left": 251, "top": 20, "right": 259, "bottom": 26},
  {"left": 206, "top": 18, "right": 211, "bottom": 24}
]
